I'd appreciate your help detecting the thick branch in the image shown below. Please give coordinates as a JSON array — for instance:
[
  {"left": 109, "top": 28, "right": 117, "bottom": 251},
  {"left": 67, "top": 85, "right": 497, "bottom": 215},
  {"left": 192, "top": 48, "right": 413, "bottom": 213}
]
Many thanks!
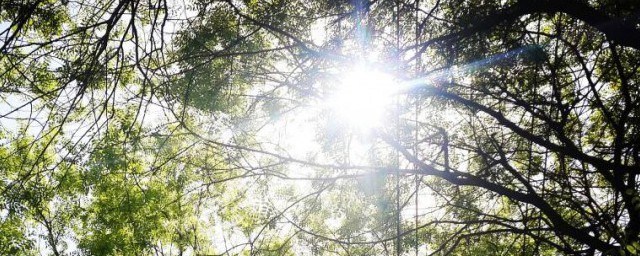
[
  {"left": 380, "top": 132, "right": 616, "bottom": 253},
  {"left": 408, "top": 0, "right": 640, "bottom": 62}
]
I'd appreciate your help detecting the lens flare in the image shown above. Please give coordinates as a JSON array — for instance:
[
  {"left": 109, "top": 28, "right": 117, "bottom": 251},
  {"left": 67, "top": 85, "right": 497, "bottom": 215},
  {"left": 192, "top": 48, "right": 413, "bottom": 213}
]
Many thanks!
[{"left": 328, "top": 67, "right": 397, "bottom": 129}]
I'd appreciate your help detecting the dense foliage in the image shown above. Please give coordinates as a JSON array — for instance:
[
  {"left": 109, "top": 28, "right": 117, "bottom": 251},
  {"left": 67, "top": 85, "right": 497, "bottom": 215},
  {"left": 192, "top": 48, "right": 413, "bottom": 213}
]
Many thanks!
[{"left": 1, "top": 0, "right": 640, "bottom": 255}]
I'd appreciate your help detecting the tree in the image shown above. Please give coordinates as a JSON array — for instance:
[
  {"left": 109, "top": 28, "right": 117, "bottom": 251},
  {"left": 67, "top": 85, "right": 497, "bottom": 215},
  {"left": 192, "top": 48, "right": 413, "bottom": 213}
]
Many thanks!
[{"left": 1, "top": 0, "right": 639, "bottom": 255}]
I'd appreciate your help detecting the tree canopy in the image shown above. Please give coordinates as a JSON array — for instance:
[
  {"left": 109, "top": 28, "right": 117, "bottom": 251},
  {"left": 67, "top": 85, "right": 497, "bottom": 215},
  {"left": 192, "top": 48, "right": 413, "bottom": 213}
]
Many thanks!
[{"left": 1, "top": 0, "right": 640, "bottom": 255}]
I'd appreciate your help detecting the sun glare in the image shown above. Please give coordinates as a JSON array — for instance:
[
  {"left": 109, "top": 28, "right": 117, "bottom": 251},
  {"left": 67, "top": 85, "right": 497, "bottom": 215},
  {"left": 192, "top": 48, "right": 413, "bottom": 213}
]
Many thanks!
[{"left": 328, "top": 67, "right": 397, "bottom": 129}]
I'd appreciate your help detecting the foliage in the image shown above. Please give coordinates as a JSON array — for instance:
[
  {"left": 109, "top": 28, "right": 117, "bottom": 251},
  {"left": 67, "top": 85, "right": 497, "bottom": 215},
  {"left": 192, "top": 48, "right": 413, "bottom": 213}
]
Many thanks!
[{"left": 1, "top": 0, "right": 640, "bottom": 255}]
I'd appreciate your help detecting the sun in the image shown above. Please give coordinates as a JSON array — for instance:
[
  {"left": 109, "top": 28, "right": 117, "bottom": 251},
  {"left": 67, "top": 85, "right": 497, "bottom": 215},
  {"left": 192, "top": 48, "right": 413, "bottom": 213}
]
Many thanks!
[{"left": 327, "top": 66, "right": 397, "bottom": 130}]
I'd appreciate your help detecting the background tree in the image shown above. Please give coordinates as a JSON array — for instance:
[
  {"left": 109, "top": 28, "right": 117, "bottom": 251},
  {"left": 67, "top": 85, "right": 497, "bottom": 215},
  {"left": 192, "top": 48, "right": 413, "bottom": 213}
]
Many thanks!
[{"left": 1, "top": 0, "right": 639, "bottom": 255}]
